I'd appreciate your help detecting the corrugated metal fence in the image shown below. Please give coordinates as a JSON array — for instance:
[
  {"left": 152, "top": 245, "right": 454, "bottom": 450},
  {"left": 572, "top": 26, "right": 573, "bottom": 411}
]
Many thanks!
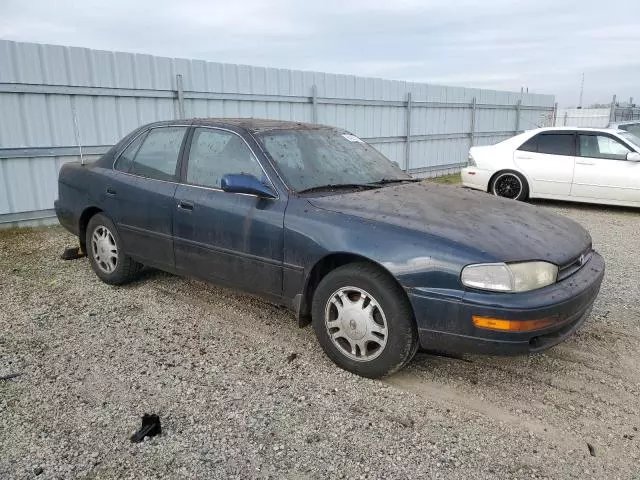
[
  {"left": 0, "top": 40, "right": 555, "bottom": 226},
  {"left": 555, "top": 108, "right": 611, "bottom": 128}
]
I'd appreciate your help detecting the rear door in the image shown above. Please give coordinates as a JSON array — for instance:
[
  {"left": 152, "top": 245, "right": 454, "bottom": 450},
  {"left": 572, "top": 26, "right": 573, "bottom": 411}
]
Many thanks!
[
  {"left": 103, "top": 125, "right": 188, "bottom": 269},
  {"left": 571, "top": 132, "right": 640, "bottom": 202},
  {"left": 513, "top": 132, "right": 576, "bottom": 196},
  {"left": 172, "top": 126, "right": 287, "bottom": 298}
]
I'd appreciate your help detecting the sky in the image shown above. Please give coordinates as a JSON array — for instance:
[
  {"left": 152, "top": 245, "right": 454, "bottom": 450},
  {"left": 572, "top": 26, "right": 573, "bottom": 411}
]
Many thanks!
[{"left": 1, "top": 0, "right": 639, "bottom": 106}]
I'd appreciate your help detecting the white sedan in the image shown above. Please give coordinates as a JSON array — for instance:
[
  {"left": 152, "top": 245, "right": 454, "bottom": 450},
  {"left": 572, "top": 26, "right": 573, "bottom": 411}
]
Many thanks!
[{"left": 461, "top": 127, "right": 640, "bottom": 207}]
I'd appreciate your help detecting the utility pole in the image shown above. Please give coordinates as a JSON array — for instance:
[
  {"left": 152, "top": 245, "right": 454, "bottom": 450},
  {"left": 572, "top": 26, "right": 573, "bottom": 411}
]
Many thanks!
[{"left": 578, "top": 72, "right": 585, "bottom": 108}]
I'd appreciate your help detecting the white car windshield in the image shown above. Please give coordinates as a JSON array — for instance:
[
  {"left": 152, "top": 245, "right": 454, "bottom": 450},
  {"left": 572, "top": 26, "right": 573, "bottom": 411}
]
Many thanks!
[
  {"left": 618, "top": 123, "right": 640, "bottom": 137},
  {"left": 620, "top": 131, "right": 640, "bottom": 150}
]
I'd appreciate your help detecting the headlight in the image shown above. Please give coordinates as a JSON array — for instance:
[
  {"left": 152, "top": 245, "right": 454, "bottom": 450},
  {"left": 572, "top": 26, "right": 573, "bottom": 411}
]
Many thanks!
[
  {"left": 461, "top": 261, "right": 558, "bottom": 292},
  {"left": 467, "top": 153, "right": 476, "bottom": 167}
]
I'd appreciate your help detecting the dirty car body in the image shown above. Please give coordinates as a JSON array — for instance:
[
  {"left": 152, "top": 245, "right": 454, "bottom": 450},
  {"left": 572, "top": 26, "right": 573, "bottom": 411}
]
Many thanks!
[{"left": 55, "top": 119, "right": 605, "bottom": 377}]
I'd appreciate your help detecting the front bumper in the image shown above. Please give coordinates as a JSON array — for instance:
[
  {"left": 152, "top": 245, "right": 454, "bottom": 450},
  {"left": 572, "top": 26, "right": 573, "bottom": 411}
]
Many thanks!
[
  {"left": 408, "top": 251, "right": 605, "bottom": 355},
  {"left": 461, "top": 167, "right": 491, "bottom": 192}
]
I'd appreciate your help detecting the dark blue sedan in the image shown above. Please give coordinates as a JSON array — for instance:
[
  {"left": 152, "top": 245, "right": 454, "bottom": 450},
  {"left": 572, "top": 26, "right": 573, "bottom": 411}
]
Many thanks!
[{"left": 55, "top": 119, "right": 605, "bottom": 378}]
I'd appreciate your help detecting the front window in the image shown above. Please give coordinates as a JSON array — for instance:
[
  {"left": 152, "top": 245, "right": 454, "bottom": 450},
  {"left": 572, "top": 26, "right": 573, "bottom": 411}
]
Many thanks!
[
  {"left": 578, "top": 134, "right": 631, "bottom": 160},
  {"left": 257, "top": 128, "right": 410, "bottom": 192},
  {"left": 186, "top": 128, "right": 266, "bottom": 189}
]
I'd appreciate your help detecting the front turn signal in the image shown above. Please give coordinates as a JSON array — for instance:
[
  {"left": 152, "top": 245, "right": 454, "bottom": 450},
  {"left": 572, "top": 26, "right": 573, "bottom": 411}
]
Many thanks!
[{"left": 472, "top": 316, "right": 556, "bottom": 332}]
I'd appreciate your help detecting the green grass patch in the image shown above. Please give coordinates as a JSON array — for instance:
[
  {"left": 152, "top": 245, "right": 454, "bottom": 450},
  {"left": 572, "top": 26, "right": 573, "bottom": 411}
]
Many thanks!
[
  {"left": 424, "top": 173, "right": 461, "bottom": 185},
  {"left": 0, "top": 225, "right": 61, "bottom": 240}
]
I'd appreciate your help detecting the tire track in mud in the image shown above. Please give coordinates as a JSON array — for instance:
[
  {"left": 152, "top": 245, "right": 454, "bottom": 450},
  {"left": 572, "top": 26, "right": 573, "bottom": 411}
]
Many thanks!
[{"left": 383, "top": 370, "right": 590, "bottom": 453}]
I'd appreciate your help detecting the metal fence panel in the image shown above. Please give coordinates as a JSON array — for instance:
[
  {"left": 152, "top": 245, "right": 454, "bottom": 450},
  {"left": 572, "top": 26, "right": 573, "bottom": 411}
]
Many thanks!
[
  {"left": 613, "top": 107, "right": 640, "bottom": 122},
  {"left": 0, "top": 39, "right": 555, "bottom": 225},
  {"left": 554, "top": 108, "right": 611, "bottom": 128}
]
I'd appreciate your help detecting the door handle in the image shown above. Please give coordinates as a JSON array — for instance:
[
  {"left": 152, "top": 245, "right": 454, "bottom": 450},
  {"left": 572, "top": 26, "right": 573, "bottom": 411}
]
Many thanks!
[
  {"left": 177, "top": 200, "right": 194, "bottom": 211},
  {"left": 106, "top": 186, "right": 117, "bottom": 195},
  {"left": 576, "top": 161, "right": 595, "bottom": 166}
]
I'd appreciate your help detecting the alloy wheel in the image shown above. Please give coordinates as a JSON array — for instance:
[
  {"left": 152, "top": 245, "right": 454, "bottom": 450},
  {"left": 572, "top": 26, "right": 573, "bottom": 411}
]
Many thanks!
[
  {"left": 324, "top": 286, "right": 388, "bottom": 362},
  {"left": 493, "top": 173, "right": 523, "bottom": 199},
  {"left": 91, "top": 225, "right": 118, "bottom": 274}
]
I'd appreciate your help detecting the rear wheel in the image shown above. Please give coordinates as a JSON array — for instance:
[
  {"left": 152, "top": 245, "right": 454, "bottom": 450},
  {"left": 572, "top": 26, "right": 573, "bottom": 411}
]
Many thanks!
[
  {"left": 490, "top": 170, "right": 529, "bottom": 201},
  {"left": 86, "top": 213, "right": 142, "bottom": 285},
  {"left": 312, "top": 263, "right": 418, "bottom": 378}
]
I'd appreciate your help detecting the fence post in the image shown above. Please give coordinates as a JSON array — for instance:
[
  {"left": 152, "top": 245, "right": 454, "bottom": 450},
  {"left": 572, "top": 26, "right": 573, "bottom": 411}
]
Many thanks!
[
  {"left": 552, "top": 102, "right": 558, "bottom": 126},
  {"left": 609, "top": 94, "right": 617, "bottom": 123},
  {"left": 470, "top": 97, "right": 476, "bottom": 146},
  {"left": 311, "top": 85, "right": 318, "bottom": 124},
  {"left": 515, "top": 100, "right": 521, "bottom": 133},
  {"left": 176, "top": 74, "right": 185, "bottom": 119},
  {"left": 405, "top": 91, "right": 412, "bottom": 172},
  {"left": 563, "top": 111, "right": 568, "bottom": 126}
]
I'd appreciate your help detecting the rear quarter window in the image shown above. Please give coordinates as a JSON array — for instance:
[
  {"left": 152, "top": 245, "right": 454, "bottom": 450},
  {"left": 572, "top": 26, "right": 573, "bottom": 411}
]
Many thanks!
[
  {"left": 518, "top": 137, "right": 537, "bottom": 152},
  {"left": 114, "top": 132, "right": 146, "bottom": 172}
]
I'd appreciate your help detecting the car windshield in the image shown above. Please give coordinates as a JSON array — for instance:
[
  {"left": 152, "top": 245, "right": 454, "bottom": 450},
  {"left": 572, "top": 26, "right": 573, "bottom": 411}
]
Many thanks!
[
  {"left": 620, "top": 131, "right": 640, "bottom": 150},
  {"left": 257, "top": 128, "right": 411, "bottom": 192},
  {"left": 619, "top": 123, "right": 640, "bottom": 138}
]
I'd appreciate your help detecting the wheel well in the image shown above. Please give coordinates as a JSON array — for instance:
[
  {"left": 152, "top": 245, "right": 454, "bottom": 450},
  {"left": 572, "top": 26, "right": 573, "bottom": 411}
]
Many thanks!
[
  {"left": 78, "top": 207, "right": 102, "bottom": 252},
  {"left": 297, "top": 253, "right": 411, "bottom": 327}
]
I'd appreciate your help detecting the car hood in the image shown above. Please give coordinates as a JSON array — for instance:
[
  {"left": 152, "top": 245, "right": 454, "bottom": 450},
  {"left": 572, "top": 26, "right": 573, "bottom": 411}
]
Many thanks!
[{"left": 307, "top": 182, "right": 591, "bottom": 265}]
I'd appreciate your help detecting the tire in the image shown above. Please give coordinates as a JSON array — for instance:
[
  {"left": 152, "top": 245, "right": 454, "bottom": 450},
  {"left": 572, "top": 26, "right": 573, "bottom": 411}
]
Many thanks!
[
  {"left": 490, "top": 170, "right": 529, "bottom": 201},
  {"left": 311, "top": 262, "right": 419, "bottom": 378},
  {"left": 86, "top": 213, "right": 142, "bottom": 285}
]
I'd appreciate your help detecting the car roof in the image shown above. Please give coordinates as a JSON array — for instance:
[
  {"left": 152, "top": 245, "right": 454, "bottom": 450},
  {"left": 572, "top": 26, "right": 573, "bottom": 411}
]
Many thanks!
[
  {"left": 525, "top": 126, "right": 623, "bottom": 134},
  {"left": 188, "top": 118, "right": 337, "bottom": 134}
]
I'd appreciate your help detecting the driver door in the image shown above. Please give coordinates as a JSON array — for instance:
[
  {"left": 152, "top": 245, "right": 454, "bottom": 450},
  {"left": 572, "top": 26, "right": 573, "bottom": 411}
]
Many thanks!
[
  {"left": 571, "top": 133, "right": 640, "bottom": 203},
  {"left": 172, "top": 127, "right": 287, "bottom": 298}
]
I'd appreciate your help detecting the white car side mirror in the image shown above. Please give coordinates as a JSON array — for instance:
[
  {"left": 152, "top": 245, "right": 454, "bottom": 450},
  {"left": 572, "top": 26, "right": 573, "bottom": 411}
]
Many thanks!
[{"left": 627, "top": 152, "right": 640, "bottom": 162}]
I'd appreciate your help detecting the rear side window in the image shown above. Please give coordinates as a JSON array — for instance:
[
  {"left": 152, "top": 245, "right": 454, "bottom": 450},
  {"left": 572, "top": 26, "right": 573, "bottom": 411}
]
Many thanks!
[
  {"left": 127, "top": 127, "right": 187, "bottom": 181},
  {"left": 524, "top": 133, "right": 574, "bottom": 156}
]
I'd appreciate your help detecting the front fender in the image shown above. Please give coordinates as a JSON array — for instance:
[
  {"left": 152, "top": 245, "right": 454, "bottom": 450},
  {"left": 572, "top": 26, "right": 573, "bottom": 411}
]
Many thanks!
[{"left": 283, "top": 197, "right": 490, "bottom": 317}]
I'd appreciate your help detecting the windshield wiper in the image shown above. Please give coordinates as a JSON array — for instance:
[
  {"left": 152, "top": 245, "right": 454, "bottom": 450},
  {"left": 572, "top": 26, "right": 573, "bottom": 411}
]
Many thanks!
[
  {"left": 297, "top": 183, "right": 380, "bottom": 194},
  {"left": 368, "top": 178, "right": 421, "bottom": 186}
]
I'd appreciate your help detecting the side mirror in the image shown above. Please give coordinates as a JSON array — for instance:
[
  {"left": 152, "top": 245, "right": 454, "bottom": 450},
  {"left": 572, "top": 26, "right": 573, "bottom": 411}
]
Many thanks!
[
  {"left": 627, "top": 152, "right": 640, "bottom": 162},
  {"left": 221, "top": 173, "right": 277, "bottom": 198}
]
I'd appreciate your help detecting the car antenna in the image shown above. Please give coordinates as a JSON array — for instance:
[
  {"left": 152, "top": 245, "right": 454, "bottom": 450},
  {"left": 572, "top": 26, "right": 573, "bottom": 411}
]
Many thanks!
[
  {"left": 71, "top": 101, "right": 85, "bottom": 166},
  {"left": 518, "top": 115, "right": 542, "bottom": 129}
]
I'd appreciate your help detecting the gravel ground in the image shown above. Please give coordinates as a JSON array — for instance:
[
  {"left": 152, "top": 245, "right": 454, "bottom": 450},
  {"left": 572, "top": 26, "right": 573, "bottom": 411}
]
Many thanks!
[{"left": 1, "top": 200, "right": 639, "bottom": 479}]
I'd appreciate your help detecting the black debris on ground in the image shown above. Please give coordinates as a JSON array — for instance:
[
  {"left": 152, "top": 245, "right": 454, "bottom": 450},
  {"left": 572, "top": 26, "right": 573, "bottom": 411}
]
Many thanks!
[
  {"left": 60, "top": 246, "right": 86, "bottom": 261},
  {"left": 130, "top": 414, "right": 162, "bottom": 443}
]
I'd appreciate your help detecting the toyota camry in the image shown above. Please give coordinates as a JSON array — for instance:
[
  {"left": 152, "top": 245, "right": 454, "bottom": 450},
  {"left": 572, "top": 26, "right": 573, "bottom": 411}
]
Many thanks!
[{"left": 55, "top": 119, "right": 605, "bottom": 378}]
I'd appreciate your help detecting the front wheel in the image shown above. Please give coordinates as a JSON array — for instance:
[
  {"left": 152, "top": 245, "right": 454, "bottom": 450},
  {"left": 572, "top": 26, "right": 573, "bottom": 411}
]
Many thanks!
[
  {"left": 490, "top": 170, "right": 529, "bottom": 201},
  {"left": 311, "top": 263, "right": 418, "bottom": 378}
]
